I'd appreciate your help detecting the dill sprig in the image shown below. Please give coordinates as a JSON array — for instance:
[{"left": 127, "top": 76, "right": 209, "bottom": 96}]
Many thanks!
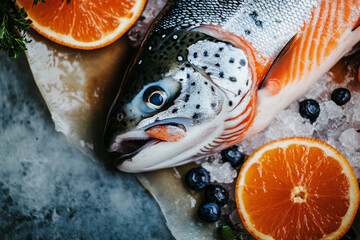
[
  {"left": 0, "top": 1, "right": 34, "bottom": 58},
  {"left": 0, "top": 0, "right": 70, "bottom": 59}
]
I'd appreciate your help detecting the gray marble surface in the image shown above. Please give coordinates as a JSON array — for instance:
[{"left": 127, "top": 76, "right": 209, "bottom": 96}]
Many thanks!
[{"left": 0, "top": 51, "right": 174, "bottom": 239}]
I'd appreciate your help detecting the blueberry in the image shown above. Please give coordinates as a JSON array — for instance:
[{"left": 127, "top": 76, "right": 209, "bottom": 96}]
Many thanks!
[
  {"left": 331, "top": 88, "right": 351, "bottom": 106},
  {"left": 185, "top": 167, "right": 210, "bottom": 190},
  {"left": 198, "top": 202, "right": 221, "bottom": 222},
  {"left": 205, "top": 184, "right": 229, "bottom": 206},
  {"left": 340, "top": 227, "right": 356, "bottom": 240},
  {"left": 299, "top": 99, "right": 320, "bottom": 123},
  {"left": 221, "top": 146, "right": 245, "bottom": 167}
]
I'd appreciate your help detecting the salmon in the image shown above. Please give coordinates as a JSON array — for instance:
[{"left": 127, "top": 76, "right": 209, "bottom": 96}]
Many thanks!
[{"left": 104, "top": 0, "right": 360, "bottom": 172}]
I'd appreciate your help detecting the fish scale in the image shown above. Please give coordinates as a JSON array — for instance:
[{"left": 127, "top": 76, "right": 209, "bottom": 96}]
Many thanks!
[
  {"left": 223, "top": 0, "right": 319, "bottom": 58},
  {"left": 154, "top": 0, "right": 243, "bottom": 32},
  {"left": 156, "top": 0, "right": 319, "bottom": 58}
]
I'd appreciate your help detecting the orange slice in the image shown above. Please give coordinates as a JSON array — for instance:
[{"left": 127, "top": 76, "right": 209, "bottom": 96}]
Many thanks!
[
  {"left": 236, "top": 137, "right": 360, "bottom": 240},
  {"left": 15, "top": 0, "right": 146, "bottom": 49}
]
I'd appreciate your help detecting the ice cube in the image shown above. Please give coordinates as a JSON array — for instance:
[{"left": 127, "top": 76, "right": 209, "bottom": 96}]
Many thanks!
[
  {"left": 348, "top": 152, "right": 360, "bottom": 168},
  {"left": 314, "top": 109, "right": 329, "bottom": 132},
  {"left": 267, "top": 108, "right": 315, "bottom": 138},
  {"left": 339, "top": 128, "right": 360, "bottom": 152},
  {"left": 315, "top": 101, "right": 345, "bottom": 131},
  {"left": 350, "top": 105, "right": 360, "bottom": 129},
  {"left": 323, "top": 101, "right": 344, "bottom": 120},
  {"left": 238, "top": 133, "right": 267, "bottom": 155},
  {"left": 305, "top": 74, "right": 331, "bottom": 100},
  {"left": 347, "top": 151, "right": 360, "bottom": 179},
  {"left": 201, "top": 156, "right": 237, "bottom": 184}
]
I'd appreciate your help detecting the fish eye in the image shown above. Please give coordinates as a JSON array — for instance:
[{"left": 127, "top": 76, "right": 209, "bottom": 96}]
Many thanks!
[{"left": 143, "top": 86, "right": 168, "bottom": 110}]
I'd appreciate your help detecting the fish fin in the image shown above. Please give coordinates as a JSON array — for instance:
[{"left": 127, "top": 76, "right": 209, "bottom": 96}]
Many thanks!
[
  {"left": 257, "top": 34, "right": 300, "bottom": 95},
  {"left": 258, "top": 34, "right": 299, "bottom": 90},
  {"left": 353, "top": 17, "right": 360, "bottom": 31}
]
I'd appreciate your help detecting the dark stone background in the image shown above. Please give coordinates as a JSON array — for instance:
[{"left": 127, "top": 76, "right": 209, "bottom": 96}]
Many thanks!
[{"left": 0, "top": 51, "right": 174, "bottom": 240}]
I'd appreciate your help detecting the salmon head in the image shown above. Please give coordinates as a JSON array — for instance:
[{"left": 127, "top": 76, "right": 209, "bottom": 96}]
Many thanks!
[{"left": 104, "top": 28, "right": 262, "bottom": 172}]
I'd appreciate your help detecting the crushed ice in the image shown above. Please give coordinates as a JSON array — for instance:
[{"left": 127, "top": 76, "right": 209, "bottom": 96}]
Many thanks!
[
  {"left": 239, "top": 72, "right": 360, "bottom": 180},
  {"left": 201, "top": 155, "right": 238, "bottom": 184}
]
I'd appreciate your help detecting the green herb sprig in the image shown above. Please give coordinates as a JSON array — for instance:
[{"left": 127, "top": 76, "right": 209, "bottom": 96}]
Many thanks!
[
  {"left": 0, "top": 1, "right": 35, "bottom": 58},
  {"left": 0, "top": 0, "right": 70, "bottom": 59}
]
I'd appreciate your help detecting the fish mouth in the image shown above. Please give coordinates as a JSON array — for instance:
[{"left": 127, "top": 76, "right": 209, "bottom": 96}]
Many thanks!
[
  {"left": 109, "top": 120, "right": 189, "bottom": 163},
  {"left": 112, "top": 137, "right": 162, "bottom": 163}
]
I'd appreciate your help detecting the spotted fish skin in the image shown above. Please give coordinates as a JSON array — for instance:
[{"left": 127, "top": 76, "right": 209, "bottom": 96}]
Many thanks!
[
  {"left": 154, "top": 0, "right": 318, "bottom": 58},
  {"left": 104, "top": 0, "right": 360, "bottom": 172}
]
